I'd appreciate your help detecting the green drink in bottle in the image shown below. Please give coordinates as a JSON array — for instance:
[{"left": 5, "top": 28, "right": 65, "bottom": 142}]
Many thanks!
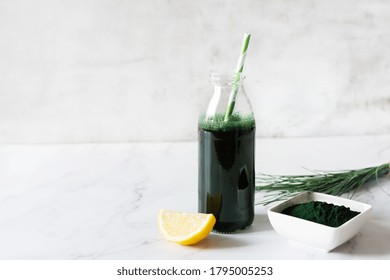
[{"left": 198, "top": 34, "right": 254, "bottom": 233}]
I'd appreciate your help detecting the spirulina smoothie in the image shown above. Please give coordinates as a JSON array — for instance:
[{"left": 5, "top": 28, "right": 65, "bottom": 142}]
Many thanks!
[{"left": 198, "top": 113, "right": 255, "bottom": 233}]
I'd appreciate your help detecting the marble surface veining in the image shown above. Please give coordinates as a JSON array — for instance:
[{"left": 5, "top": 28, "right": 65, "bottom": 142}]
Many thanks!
[
  {"left": 0, "top": 135, "right": 390, "bottom": 259},
  {"left": 1, "top": 0, "right": 390, "bottom": 143}
]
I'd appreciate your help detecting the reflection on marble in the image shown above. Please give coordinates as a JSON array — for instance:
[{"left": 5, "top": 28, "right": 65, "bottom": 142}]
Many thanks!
[{"left": 0, "top": 135, "right": 390, "bottom": 259}]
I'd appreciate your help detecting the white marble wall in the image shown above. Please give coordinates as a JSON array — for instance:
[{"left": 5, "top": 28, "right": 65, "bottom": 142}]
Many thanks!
[{"left": 0, "top": 0, "right": 389, "bottom": 143}]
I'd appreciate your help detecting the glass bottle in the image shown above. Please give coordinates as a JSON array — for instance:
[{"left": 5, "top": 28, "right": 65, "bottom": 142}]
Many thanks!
[{"left": 198, "top": 72, "right": 256, "bottom": 233}]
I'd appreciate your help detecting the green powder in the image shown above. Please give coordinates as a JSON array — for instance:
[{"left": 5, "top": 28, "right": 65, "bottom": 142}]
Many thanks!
[
  {"left": 199, "top": 113, "right": 255, "bottom": 132},
  {"left": 282, "top": 201, "right": 360, "bottom": 227}
]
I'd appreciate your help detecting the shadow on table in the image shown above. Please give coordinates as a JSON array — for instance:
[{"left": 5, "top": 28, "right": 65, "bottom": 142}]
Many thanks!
[
  {"left": 245, "top": 213, "right": 273, "bottom": 233},
  {"left": 194, "top": 233, "right": 249, "bottom": 249},
  {"left": 193, "top": 214, "right": 273, "bottom": 249},
  {"left": 333, "top": 220, "right": 390, "bottom": 257}
]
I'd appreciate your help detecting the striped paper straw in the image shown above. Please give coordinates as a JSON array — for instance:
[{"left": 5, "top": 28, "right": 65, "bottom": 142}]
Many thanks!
[{"left": 224, "top": 33, "right": 251, "bottom": 121}]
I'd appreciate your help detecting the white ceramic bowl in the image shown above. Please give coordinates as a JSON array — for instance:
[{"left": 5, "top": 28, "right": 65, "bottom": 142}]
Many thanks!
[{"left": 267, "top": 191, "right": 372, "bottom": 252}]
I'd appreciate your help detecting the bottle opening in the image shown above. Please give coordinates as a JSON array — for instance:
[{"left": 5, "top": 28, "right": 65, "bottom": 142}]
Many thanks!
[{"left": 209, "top": 72, "right": 245, "bottom": 85}]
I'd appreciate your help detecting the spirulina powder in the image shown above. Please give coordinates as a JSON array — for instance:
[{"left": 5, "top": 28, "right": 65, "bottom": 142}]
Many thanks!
[{"left": 282, "top": 201, "right": 360, "bottom": 227}]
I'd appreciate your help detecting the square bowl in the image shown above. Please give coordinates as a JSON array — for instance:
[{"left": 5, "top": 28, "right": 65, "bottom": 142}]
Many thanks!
[{"left": 267, "top": 191, "right": 372, "bottom": 252}]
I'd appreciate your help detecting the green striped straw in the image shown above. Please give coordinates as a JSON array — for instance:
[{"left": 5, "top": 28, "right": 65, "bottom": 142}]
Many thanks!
[{"left": 224, "top": 33, "right": 251, "bottom": 121}]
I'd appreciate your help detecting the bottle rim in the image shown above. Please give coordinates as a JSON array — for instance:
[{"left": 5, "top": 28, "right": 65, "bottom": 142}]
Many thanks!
[{"left": 209, "top": 72, "right": 246, "bottom": 85}]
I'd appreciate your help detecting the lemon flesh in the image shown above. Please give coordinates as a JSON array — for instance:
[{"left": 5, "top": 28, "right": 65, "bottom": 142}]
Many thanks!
[{"left": 158, "top": 209, "right": 216, "bottom": 245}]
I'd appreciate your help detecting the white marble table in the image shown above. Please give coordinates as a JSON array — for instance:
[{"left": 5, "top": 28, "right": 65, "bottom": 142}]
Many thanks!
[{"left": 0, "top": 135, "right": 390, "bottom": 260}]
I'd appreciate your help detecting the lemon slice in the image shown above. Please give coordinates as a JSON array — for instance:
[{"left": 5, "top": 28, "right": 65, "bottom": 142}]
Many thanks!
[{"left": 158, "top": 209, "right": 216, "bottom": 245}]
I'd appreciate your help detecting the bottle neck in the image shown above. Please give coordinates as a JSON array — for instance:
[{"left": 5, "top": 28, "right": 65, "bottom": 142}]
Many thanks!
[
  {"left": 203, "top": 72, "right": 253, "bottom": 122},
  {"left": 210, "top": 73, "right": 245, "bottom": 88}
]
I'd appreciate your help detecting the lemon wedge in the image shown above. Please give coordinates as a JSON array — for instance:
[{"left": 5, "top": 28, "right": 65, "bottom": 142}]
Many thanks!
[{"left": 158, "top": 209, "right": 216, "bottom": 245}]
